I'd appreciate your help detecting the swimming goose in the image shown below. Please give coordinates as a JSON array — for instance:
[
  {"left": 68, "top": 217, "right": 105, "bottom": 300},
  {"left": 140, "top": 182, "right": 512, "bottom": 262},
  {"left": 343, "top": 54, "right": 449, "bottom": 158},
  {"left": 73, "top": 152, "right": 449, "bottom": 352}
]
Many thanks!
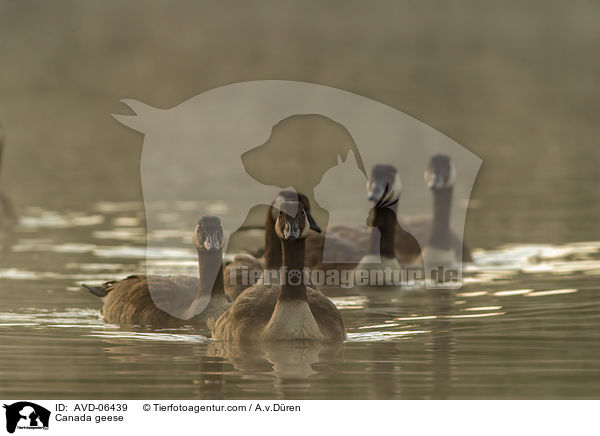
[
  {"left": 367, "top": 164, "right": 422, "bottom": 264},
  {"left": 317, "top": 164, "right": 421, "bottom": 267},
  {"left": 82, "top": 216, "right": 231, "bottom": 329},
  {"left": 407, "top": 154, "right": 472, "bottom": 264},
  {"left": 224, "top": 190, "right": 321, "bottom": 300},
  {"left": 0, "top": 124, "right": 16, "bottom": 227},
  {"left": 353, "top": 177, "right": 403, "bottom": 284},
  {"left": 213, "top": 200, "right": 346, "bottom": 342}
]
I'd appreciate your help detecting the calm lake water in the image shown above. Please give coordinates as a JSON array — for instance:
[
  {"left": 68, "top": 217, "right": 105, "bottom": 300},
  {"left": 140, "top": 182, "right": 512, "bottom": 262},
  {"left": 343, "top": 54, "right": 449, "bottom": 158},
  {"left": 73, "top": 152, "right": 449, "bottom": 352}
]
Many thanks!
[{"left": 1, "top": 202, "right": 599, "bottom": 399}]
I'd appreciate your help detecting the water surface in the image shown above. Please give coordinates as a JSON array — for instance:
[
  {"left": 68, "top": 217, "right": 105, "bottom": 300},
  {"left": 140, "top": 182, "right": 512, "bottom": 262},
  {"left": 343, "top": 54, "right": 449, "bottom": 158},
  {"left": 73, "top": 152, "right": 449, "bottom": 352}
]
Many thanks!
[{"left": 1, "top": 204, "right": 599, "bottom": 399}]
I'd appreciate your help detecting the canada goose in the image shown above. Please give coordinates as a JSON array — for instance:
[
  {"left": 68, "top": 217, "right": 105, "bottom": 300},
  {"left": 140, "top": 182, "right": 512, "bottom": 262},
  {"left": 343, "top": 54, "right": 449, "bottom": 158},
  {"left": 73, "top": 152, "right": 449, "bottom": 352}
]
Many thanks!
[
  {"left": 315, "top": 164, "right": 421, "bottom": 268},
  {"left": 353, "top": 170, "right": 403, "bottom": 283},
  {"left": 224, "top": 190, "right": 321, "bottom": 300},
  {"left": 0, "top": 123, "right": 16, "bottom": 227},
  {"left": 213, "top": 200, "right": 346, "bottom": 342},
  {"left": 408, "top": 154, "right": 472, "bottom": 264},
  {"left": 366, "top": 164, "right": 422, "bottom": 264},
  {"left": 82, "top": 216, "right": 231, "bottom": 329}
]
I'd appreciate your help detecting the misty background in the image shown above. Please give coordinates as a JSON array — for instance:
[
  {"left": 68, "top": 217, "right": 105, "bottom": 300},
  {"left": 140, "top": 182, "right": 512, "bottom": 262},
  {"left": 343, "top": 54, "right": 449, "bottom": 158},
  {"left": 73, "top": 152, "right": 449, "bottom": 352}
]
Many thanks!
[{"left": 0, "top": 0, "right": 598, "bottom": 249}]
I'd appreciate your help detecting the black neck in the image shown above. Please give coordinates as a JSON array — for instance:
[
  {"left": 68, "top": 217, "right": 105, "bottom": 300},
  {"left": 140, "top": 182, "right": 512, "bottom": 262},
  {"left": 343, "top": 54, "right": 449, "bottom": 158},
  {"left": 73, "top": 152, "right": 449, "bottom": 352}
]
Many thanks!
[
  {"left": 429, "top": 187, "right": 453, "bottom": 249},
  {"left": 278, "top": 238, "right": 307, "bottom": 302},
  {"left": 367, "top": 205, "right": 397, "bottom": 258},
  {"left": 197, "top": 249, "right": 225, "bottom": 297},
  {"left": 264, "top": 210, "right": 282, "bottom": 269}
]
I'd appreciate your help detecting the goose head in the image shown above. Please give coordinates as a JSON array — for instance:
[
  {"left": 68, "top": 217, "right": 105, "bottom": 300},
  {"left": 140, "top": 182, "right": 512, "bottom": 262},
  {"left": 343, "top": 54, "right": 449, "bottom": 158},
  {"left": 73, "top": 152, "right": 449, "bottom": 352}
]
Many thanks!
[
  {"left": 367, "top": 164, "right": 401, "bottom": 206},
  {"left": 274, "top": 201, "right": 312, "bottom": 242},
  {"left": 270, "top": 190, "right": 321, "bottom": 233},
  {"left": 425, "top": 154, "right": 456, "bottom": 190},
  {"left": 193, "top": 216, "right": 224, "bottom": 252}
]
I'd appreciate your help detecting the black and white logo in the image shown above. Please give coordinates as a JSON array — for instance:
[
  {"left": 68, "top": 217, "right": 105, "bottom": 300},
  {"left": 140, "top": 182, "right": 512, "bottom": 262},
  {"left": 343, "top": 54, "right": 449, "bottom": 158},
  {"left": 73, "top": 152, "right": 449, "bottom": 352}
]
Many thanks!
[{"left": 3, "top": 402, "right": 50, "bottom": 434}]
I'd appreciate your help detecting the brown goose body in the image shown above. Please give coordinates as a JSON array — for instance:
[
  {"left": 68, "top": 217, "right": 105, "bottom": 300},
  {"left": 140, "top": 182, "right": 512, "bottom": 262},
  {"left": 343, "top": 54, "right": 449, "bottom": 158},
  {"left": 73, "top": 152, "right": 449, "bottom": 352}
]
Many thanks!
[
  {"left": 214, "top": 200, "right": 346, "bottom": 343},
  {"left": 97, "top": 274, "right": 228, "bottom": 328},
  {"left": 83, "top": 217, "right": 231, "bottom": 330},
  {"left": 213, "top": 284, "right": 345, "bottom": 342},
  {"left": 312, "top": 221, "right": 422, "bottom": 266}
]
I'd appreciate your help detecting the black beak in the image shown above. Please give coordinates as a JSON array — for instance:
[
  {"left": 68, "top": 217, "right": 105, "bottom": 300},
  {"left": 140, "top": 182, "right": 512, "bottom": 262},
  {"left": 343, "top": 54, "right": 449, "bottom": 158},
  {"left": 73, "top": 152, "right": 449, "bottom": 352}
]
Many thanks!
[{"left": 306, "top": 209, "right": 322, "bottom": 233}]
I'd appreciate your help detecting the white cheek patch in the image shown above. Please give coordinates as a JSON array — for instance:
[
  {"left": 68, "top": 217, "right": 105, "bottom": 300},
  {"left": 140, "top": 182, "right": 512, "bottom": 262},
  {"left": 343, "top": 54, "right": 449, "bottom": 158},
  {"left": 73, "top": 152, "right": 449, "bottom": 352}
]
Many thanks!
[
  {"left": 447, "top": 161, "right": 457, "bottom": 187},
  {"left": 275, "top": 216, "right": 284, "bottom": 239},
  {"left": 300, "top": 216, "right": 310, "bottom": 238},
  {"left": 424, "top": 167, "right": 434, "bottom": 187},
  {"left": 192, "top": 231, "right": 200, "bottom": 249},
  {"left": 391, "top": 174, "right": 402, "bottom": 200}
]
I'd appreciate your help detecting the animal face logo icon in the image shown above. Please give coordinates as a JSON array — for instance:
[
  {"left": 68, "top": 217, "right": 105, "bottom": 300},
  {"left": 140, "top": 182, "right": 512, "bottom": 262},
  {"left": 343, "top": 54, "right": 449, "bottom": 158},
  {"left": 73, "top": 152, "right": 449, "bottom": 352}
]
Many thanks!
[
  {"left": 3, "top": 402, "right": 50, "bottom": 433},
  {"left": 113, "top": 80, "right": 481, "bottom": 312}
]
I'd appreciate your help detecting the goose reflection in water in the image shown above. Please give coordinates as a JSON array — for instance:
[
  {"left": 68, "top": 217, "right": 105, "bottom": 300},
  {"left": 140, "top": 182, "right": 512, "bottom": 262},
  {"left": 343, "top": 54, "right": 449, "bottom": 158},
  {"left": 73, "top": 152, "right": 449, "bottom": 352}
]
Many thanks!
[{"left": 209, "top": 340, "right": 343, "bottom": 381}]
